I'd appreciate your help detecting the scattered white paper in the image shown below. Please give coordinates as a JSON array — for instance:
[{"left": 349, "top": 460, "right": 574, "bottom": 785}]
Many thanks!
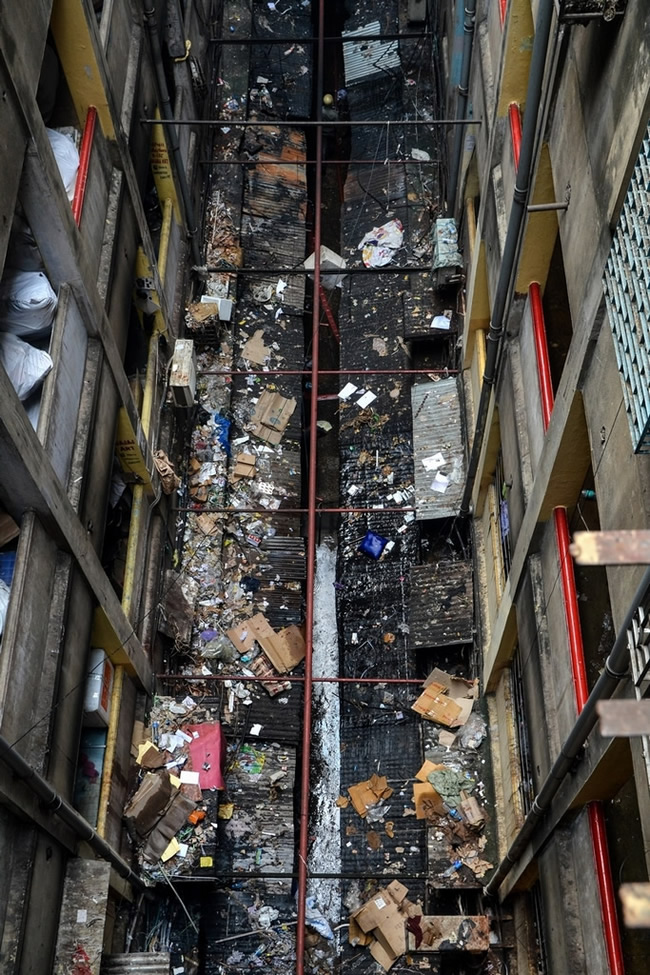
[
  {"left": 431, "top": 314, "right": 451, "bottom": 330},
  {"left": 250, "top": 723, "right": 262, "bottom": 736},
  {"left": 431, "top": 472, "right": 450, "bottom": 493},
  {"left": 180, "top": 770, "right": 201, "bottom": 785},
  {"left": 338, "top": 382, "right": 358, "bottom": 400},
  {"left": 178, "top": 843, "right": 189, "bottom": 859},
  {"left": 411, "top": 148, "right": 431, "bottom": 162},
  {"left": 76, "top": 910, "right": 87, "bottom": 923},
  {"left": 276, "top": 278, "right": 287, "bottom": 295},
  {"left": 422, "top": 452, "right": 446, "bottom": 472},
  {"left": 357, "top": 390, "right": 377, "bottom": 409}
]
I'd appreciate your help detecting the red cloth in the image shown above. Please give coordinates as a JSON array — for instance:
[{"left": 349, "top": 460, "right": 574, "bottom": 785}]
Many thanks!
[{"left": 185, "top": 722, "right": 226, "bottom": 790}]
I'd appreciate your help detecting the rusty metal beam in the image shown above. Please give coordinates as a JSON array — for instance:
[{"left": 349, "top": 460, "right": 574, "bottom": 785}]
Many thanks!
[
  {"left": 570, "top": 530, "right": 650, "bottom": 565},
  {"left": 157, "top": 674, "right": 424, "bottom": 684},
  {"left": 198, "top": 264, "right": 432, "bottom": 274},
  {"left": 210, "top": 32, "right": 431, "bottom": 44},
  {"left": 142, "top": 117, "right": 478, "bottom": 128},
  {"left": 199, "top": 157, "right": 439, "bottom": 165},
  {"left": 175, "top": 506, "right": 416, "bottom": 514},
  {"left": 197, "top": 368, "right": 457, "bottom": 376}
]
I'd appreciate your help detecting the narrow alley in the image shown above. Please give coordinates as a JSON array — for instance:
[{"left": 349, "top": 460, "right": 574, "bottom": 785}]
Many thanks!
[{"left": 0, "top": 2, "right": 649, "bottom": 975}]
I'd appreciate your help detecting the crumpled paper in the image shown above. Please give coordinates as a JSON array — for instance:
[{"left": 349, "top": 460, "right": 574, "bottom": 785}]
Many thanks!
[{"left": 358, "top": 218, "right": 404, "bottom": 267}]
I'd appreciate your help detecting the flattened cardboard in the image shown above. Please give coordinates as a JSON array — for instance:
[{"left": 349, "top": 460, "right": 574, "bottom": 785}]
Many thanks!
[
  {"left": 227, "top": 613, "right": 275, "bottom": 654},
  {"left": 412, "top": 682, "right": 463, "bottom": 727},
  {"left": 415, "top": 759, "right": 442, "bottom": 782},
  {"left": 407, "top": 915, "right": 490, "bottom": 952},
  {"left": 242, "top": 329, "right": 270, "bottom": 365},
  {"left": 348, "top": 916, "right": 373, "bottom": 947},
  {"left": 264, "top": 624, "right": 305, "bottom": 673},
  {"left": 232, "top": 452, "right": 257, "bottom": 481},
  {"left": 413, "top": 781, "right": 445, "bottom": 819},
  {"left": 143, "top": 791, "right": 196, "bottom": 862},
  {"left": 136, "top": 741, "right": 166, "bottom": 769},
  {"left": 369, "top": 935, "right": 398, "bottom": 971},
  {"left": 124, "top": 771, "right": 174, "bottom": 836},
  {"left": 248, "top": 389, "right": 297, "bottom": 445},
  {"left": 348, "top": 773, "right": 393, "bottom": 818},
  {"left": 386, "top": 880, "right": 408, "bottom": 904}
]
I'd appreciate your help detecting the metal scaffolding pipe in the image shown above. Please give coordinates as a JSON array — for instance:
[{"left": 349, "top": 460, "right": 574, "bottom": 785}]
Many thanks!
[
  {"left": 210, "top": 32, "right": 431, "bottom": 44},
  {"left": 157, "top": 674, "right": 425, "bottom": 684},
  {"left": 0, "top": 734, "right": 144, "bottom": 890},
  {"left": 178, "top": 507, "right": 413, "bottom": 514},
  {"left": 141, "top": 117, "right": 478, "bottom": 127},
  {"left": 460, "top": 0, "right": 556, "bottom": 517},
  {"left": 196, "top": 264, "right": 432, "bottom": 274},
  {"left": 447, "top": 0, "right": 477, "bottom": 208},
  {"left": 198, "top": 368, "right": 457, "bottom": 376},
  {"left": 296, "top": 2, "right": 324, "bottom": 966},
  {"left": 484, "top": 563, "right": 650, "bottom": 896},
  {"left": 199, "top": 157, "right": 440, "bottom": 165}
]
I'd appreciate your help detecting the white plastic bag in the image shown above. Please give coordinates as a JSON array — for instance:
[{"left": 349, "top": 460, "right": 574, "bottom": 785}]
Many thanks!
[
  {"left": 0, "top": 269, "right": 58, "bottom": 337},
  {"left": 0, "top": 332, "right": 53, "bottom": 401},
  {"left": 0, "top": 579, "right": 10, "bottom": 637},
  {"left": 46, "top": 128, "right": 80, "bottom": 201}
]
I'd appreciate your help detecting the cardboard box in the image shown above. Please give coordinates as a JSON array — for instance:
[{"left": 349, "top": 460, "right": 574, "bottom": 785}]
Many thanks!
[
  {"left": 350, "top": 883, "right": 409, "bottom": 972},
  {"left": 124, "top": 771, "right": 174, "bottom": 836},
  {"left": 413, "top": 780, "right": 445, "bottom": 819},
  {"left": 348, "top": 773, "right": 393, "bottom": 818},
  {"left": 412, "top": 682, "right": 463, "bottom": 726},
  {"left": 248, "top": 390, "right": 296, "bottom": 445},
  {"left": 226, "top": 614, "right": 305, "bottom": 673},
  {"left": 232, "top": 452, "right": 257, "bottom": 481},
  {"left": 242, "top": 329, "right": 270, "bottom": 365}
]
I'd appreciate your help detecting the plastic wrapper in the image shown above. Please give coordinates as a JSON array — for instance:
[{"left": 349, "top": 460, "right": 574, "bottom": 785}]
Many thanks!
[
  {"left": 0, "top": 269, "right": 58, "bottom": 338},
  {"left": 46, "top": 127, "right": 80, "bottom": 201},
  {"left": 0, "top": 332, "right": 53, "bottom": 401}
]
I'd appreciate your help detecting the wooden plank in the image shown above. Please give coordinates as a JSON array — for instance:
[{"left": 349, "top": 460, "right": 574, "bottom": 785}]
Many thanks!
[
  {"left": 596, "top": 700, "right": 650, "bottom": 737},
  {"left": 571, "top": 530, "right": 650, "bottom": 565}
]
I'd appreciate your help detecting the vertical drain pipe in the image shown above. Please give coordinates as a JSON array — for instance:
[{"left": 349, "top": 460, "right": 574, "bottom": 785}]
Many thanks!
[
  {"left": 72, "top": 106, "right": 97, "bottom": 226},
  {"left": 295, "top": 1, "right": 325, "bottom": 970},
  {"left": 533, "top": 291, "right": 624, "bottom": 975},
  {"left": 96, "top": 200, "right": 173, "bottom": 839},
  {"left": 447, "top": 0, "right": 477, "bottom": 209}
]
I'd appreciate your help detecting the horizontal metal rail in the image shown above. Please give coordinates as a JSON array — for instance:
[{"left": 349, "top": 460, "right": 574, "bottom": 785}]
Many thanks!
[
  {"left": 198, "top": 368, "right": 457, "bottom": 376},
  {"left": 158, "top": 674, "right": 425, "bottom": 684},
  {"left": 197, "top": 264, "right": 433, "bottom": 274},
  {"left": 142, "top": 117, "right": 479, "bottom": 128},
  {"left": 210, "top": 32, "right": 431, "bottom": 44},
  {"left": 176, "top": 506, "right": 417, "bottom": 514},
  {"left": 199, "top": 157, "right": 439, "bottom": 165}
]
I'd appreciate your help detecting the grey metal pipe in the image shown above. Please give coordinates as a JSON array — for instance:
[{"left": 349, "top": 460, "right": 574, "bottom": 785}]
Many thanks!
[
  {"left": 485, "top": 564, "right": 650, "bottom": 896},
  {"left": 142, "top": 2, "right": 201, "bottom": 268},
  {"left": 460, "top": 0, "right": 556, "bottom": 517},
  {"left": 0, "top": 734, "right": 145, "bottom": 890},
  {"left": 447, "top": 0, "right": 477, "bottom": 208}
]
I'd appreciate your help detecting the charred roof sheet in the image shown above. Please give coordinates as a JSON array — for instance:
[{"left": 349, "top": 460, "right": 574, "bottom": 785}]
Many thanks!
[
  {"left": 411, "top": 378, "right": 466, "bottom": 520},
  {"left": 409, "top": 560, "right": 474, "bottom": 648},
  {"left": 249, "top": 0, "right": 313, "bottom": 120},
  {"left": 342, "top": 21, "right": 401, "bottom": 85}
]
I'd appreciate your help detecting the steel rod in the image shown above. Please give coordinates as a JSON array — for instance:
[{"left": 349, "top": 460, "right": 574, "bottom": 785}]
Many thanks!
[
  {"left": 210, "top": 32, "right": 431, "bottom": 44},
  {"left": 527, "top": 201, "right": 569, "bottom": 211},
  {"left": 157, "top": 674, "right": 424, "bottom": 684},
  {"left": 141, "top": 117, "right": 478, "bottom": 127},
  {"left": 171, "top": 872, "right": 432, "bottom": 881},
  {"left": 196, "top": 264, "right": 432, "bottom": 274},
  {"left": 175, "top": 506, "right": 416, "bottom": 513},
  {"left": 198, "top": 368, "right": 457, "bottom": 376},
  {"left": 199, "top": 157, "right": 439, "bottom": 165},
  {"left": 296, "top": 6, "right": 325, "bottom": 966}
]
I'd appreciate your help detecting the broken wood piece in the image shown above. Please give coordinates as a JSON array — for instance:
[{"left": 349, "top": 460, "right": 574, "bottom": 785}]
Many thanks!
[
  {"left": 597, "top": 700, "right": 650, "bottom": 737},
  {"left": 570, "top": 529, "right": 650, "bottom": 565}
]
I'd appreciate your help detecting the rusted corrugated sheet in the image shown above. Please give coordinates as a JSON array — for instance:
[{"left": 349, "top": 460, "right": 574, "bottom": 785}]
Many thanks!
[
  {"left": 409, "top": 560, "right": 473, "bottom": 648},
  {"left": 101, "top": 955, "right": 170, "bottom": 975},
  {"left": 411, "top": 378, "right": 465, "bottom": 519},
  {"left": 342, "top": 21, "right": 401, "bottom": 85}
]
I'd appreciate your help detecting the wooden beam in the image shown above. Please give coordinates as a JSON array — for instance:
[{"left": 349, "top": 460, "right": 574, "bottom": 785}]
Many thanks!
[
  {"left": 0, "top": 367, "right": 152, "bottom": 690},
  {"left": 571, "top": 530, "right": 650, "bottom": 566}
]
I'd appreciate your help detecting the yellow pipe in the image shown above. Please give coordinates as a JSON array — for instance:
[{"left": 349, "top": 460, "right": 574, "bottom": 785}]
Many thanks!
[{"left": 97, "top": 199, "right": 174, "bottom": 838}]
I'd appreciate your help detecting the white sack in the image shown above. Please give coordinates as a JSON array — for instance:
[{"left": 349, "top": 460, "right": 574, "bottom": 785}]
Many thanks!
[
  {"left": 0, "top": 579, "right": 10, "bottom": 637},
  {"left": 0, "top": 269, "right": 58, "bottom": 337},
  {"left": 0, "top": 332, "right": 53, "bottom": 401},
  {"left": 46, "top": 127, "right": 80, "bottom": 201}
]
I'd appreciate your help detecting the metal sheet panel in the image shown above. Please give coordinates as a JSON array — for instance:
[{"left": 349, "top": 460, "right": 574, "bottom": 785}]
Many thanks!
[
  {"left": 411, "top": 378, "right": 465, "bottom": 519},
  {"left": 101, "top": 955, "right": 171, "bottom": 975},
  {"left": 342, "top": 22, "right": 401, "bottom": 85},
  {"left": 409, "top": 560, "right": 473, "bottom": 648}
]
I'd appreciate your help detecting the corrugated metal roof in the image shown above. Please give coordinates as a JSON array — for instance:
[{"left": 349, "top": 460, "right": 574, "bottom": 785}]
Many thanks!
[
  {"left": 411, "top": 378, "right": 465, "bottom": 519},
  {"left": 101, "top": 955, "right": 170, "bottom": 975},
  {"left": 409, "top": 560, "right": 473, "bottom": 647},
  {"left": 342, "top": 22, "right": 401, "bottom": 85}
]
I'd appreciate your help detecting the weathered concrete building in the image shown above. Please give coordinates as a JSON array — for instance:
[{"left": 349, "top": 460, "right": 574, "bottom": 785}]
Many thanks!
[
  {"left": 1, "top": 0, "right": 650, "bottom": 972},
  {"left": 444, "top": 0, "right": 650, "bottom": 970}
]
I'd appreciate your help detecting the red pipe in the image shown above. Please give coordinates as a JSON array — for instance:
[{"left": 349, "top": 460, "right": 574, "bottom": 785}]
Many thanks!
[
  {"left": 556, "top": 507, "right": 624, "bottom": 974},
  {"left": 72, "top": 106, "right": 97, "bottom": 226},
  {"left": 499, "top": 0, "right": 508, "bottom": 26},
  {"left": 508, "top": 102, "right": 522, "bottom": 171},
  {"left": 530, "top": 282, "right": 554, "bottom": 430},
  {"left": 295, "top": 1, "right": 325, "bottom": 968}
]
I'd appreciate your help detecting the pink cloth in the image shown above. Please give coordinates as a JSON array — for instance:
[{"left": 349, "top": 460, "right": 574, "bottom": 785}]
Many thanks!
[{"left": 185, "top": 722, "right": 226, "bottom": 790}]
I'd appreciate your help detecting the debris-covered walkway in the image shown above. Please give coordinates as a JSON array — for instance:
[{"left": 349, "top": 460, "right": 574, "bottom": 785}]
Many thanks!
[{"left": 120, "top": 1, "right": 518, "bottom": 972}]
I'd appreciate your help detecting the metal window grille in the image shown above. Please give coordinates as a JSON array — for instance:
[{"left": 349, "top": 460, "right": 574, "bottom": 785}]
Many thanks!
[
  {"left": 627, "top": 601, "right": 650, "bottom": 787},
  {"left": 604, "top": 120, "right": 650, "bottom": 453}
]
